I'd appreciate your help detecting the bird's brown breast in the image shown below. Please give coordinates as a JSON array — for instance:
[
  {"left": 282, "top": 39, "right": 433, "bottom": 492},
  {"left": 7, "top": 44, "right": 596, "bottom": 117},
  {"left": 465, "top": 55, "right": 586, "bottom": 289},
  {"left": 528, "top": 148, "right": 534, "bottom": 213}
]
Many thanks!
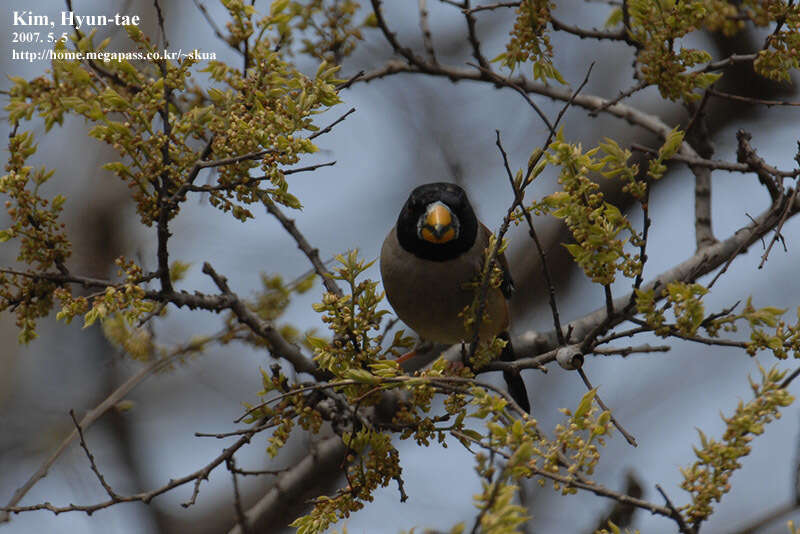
[{"left": 380, "top": 226, "right": 508, "bottom": 344}]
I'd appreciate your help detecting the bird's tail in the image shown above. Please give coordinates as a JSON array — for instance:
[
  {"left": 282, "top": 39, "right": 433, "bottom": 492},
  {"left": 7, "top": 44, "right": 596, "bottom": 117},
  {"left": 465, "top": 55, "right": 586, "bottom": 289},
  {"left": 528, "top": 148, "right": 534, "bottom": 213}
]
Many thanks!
[{"left": 498, "top": 331, "right": 531, "bottom": 414}]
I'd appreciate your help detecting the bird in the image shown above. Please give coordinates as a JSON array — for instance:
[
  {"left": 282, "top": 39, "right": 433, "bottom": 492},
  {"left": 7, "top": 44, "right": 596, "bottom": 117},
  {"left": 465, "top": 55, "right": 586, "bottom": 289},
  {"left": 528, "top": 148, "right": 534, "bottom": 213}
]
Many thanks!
[{"left": 380, "top": 182, "right": 530, "bottom": 413}]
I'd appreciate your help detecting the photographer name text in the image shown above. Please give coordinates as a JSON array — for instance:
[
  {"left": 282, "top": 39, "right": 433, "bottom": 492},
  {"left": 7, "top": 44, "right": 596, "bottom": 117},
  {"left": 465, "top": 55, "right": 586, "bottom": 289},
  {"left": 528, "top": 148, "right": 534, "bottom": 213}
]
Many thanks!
[{"left": 13, "top": 10, "right": 141, "bottom": 29}]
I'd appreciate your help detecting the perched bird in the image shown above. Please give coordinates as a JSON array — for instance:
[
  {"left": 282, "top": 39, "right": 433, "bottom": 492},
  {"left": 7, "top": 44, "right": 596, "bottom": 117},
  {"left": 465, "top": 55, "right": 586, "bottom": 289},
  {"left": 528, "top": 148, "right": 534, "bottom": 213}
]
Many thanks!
[{"left": 380, "top": 182, "right": 530, "bottom": 413}]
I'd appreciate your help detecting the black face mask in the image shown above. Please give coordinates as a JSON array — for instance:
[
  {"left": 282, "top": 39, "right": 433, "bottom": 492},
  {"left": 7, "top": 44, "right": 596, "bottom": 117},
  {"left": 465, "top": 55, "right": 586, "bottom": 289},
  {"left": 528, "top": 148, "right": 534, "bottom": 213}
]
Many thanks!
[{"left": 396, "top": 182, "right": 478, "bottom": 262}]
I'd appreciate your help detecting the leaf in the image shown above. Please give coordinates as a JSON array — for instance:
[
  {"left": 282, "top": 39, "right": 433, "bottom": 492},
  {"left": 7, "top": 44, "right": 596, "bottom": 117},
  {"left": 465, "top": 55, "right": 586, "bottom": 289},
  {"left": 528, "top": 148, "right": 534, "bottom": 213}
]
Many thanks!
[
  {"left": 270, "top": 0, "right": 290, "bottom": 15},
  {"left": 574, "top": 388, "right": 597, "bottom": 420},
  {"left": 169, "top": 261, "right": 191, "bottom": 282},
  {"left": 99, "top": 87, "right": 129, "bottom": 110},
  {"left": 305, "top": 334, "right": 329, "bottom": 350},
  {"left": 659, "top": 127, "right": 685, "bottom": 160},
  {"left": 51, "top": 195, "right": 66, "bottom": 211},
  {"left": 362, "top": 12, "right": 378, "bottom": 28},
  {"left": 461, "top": 429, "right": 484, "bottom": 442},
  {"left": 83, "top": 308, "right": 100, "bottom": 328},
  {"left": 605, "top": 7, "right": 623, "bottom": 28},
  {"left": 343, "top": 368, "right": 380, "bottom": 384}
]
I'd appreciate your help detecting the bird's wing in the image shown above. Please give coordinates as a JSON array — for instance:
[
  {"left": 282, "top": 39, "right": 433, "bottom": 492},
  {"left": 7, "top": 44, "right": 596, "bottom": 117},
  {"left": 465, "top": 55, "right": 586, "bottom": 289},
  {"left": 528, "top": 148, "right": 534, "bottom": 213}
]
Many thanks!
[{"left": 497, "top": 250, "right": 514, "bottom": 300}]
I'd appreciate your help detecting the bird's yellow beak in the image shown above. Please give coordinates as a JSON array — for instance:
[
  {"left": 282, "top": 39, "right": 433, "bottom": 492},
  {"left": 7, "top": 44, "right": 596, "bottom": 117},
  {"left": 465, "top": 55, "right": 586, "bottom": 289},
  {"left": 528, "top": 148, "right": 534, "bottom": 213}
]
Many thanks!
[{"left": 420, "top": 202, "right": 457, "bottom": 244}]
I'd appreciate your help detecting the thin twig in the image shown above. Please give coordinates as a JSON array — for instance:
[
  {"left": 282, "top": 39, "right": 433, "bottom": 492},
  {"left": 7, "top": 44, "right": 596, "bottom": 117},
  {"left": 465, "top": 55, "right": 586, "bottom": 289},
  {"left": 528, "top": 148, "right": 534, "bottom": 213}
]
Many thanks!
[
  {"left": 503, "top": 64, "right": 595, "bottom": 349},
  {"left": 576, "top": 367, "right": 637, "bottom": 446},
  {"left": 706, "top": 235, "right": 751, "bottom": 290},
  {"left": 595, "top": 326, "right": 650, "bottom": 345},
  {"left": 201, "top": 263, "right": 323, "bottom": 377},
  {"left": 418, "top": 0, "right": 437, "bottom": 63},
  {"left": 589, "top": 80, "right": 648, "bottom": 117},
  {"left": 780, "top": 368, "right": 800, "bottom": 389},
  {"left": 336, "top": 70, "right": 365, "bottom": 91},
  {"left": 262, "top": 198, "right": 342, "bottom": 298},
  {"left": 196, "top": 419, "right": 282, "bottom": 438},
  {"left": 761, "top": 0, "right": 796, "bottom": 51},
  {"left": 0, "top": 268, "right": 158, "bottom": 290},
  {"left": 592, "top": 344, "right": 670, "bottom": 357},
  {"left": 462, "top": 0, "right": 490, "bottom": 70},
  {"left": 523, "top": 63, "right": 594, "bottom": 347},
  {"left": 626, "top": 318, "right": 750, "bottom": 349},
  {"left": 632, "top": 144, "right": 772, "bottom": 175},
  {"left": 551, "top": 16, "right": 628, "bottom": 42},
  {"left": 308, "top": 107, "right": 357, "bottom": 140},
  {"left": 70, "top": 410, "right": 121, "bottom": 499},
  {"left": 707, "top": 87, "right": 800, "bottom": 107},
  {"left": 182, "top": 162, "right": 337, "bottom": 194},
  {"left": 495, "top": 131, "right": 565, "bottom": 344},
  {"left": 604, "top": 284, "right": 615, "bottom": 318},
  {"left": 227, "top": 457, "right": 249, "bottom": 534},
  {"left": 630, "top": 178, "right": 651, "bottom": 299},
  {"left": 196, "top": 148, "right": 276, "bottom": 170},
  {"left": 192, "top": 0, "right": 244, "bottom": 56},
  {"left": 464, "top": 1, "right": 520, "bottom": 12},
  {"left": 455, "top": 431, "right": 674, "bottom": 518},
  {"left": 684, "top": 89, "right": 712, "bottom": 136},
  {"left": 153, "top": 0, "right": 169, "bottom": 48},
  {"left": 226, "top": 437, "right": 346, "bottom": 534},
  {"left": 0, "top": 345, "right": 199, "bottom": 522},
  {"left": 759, "top": 186, "right": 798, "bottom": 268},
  {"left": 369, "top": 0, "right": 428, "bottom": 68},
  {"left": 728, "top": 501, "right": 799, "bottom": 534},
  {"left": 698, "top": 53, "right": 757, "bottom": 73},
  {"left": 231, "top": 466, "right": 291, "bottom": 476},
  {"left": 655, "top": 484, "right": 694, "bottom": 534},
  {"left": 471, "top": 466, "right": 501, "bottom": 534},
  {"left": 471, "top": 63, "right": 554, "bottom": 136},
  {"left": 2, "top": 360, "right": 260, "bottom": 519},
  {"left": 736, "top": 130, "right": 785, "bottom": 202},
  {"left": 548, "top": 63, "right": 596, "bottom": 149}
]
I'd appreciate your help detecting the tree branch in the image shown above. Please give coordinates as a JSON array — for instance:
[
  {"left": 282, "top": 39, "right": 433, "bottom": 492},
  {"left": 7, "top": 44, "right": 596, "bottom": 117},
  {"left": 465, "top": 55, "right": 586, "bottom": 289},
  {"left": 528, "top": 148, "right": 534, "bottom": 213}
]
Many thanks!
[
  {"left": 262, "top": 198, "right": 343, "bottom": 298},
  {"left": 456, "top": 431, "right": 676, "bottom": 520},
  {"left": 226, "top": 436, "right": 346, "bottom": 534},
  {"left": 551, "top": 16, "right": 628, "bottom": 41},
  {"left": 576, "top": 367, "right": 637, "bottom": 446},
  {"left": 200, "top": 263, "right": 323, "bottom": 377},
  {"left": 1, "top": 427, "right": 262, "bottom": 517},
  {"left": 707, "top": 87, "right": 800, "bottom": 107},
  {"left": 592, "top": 344, "right": 671, "bottom": 357},
  {"left": 495, "top": 197, "right": 798, "bottom": 367},
  {"left": 351, "top": 61, "right": 704, "bottom": 165},
  {"left": 0, "top": 351, "right": 180, "bottom": 522}
]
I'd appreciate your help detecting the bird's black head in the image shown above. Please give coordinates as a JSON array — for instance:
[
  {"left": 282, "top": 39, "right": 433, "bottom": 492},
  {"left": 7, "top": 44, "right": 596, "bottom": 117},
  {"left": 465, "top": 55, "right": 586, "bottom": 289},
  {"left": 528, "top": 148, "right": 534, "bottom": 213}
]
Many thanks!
[{"left": 396, "top": 182, "right": 479, "bottom": 261}]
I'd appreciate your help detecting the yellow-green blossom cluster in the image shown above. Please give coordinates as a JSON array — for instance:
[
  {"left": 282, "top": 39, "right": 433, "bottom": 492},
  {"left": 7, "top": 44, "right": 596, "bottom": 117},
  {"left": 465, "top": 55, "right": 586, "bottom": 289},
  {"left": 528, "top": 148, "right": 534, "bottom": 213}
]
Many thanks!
[{"left": 680, "top": 366, "right": 793, "bottom": 522}]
